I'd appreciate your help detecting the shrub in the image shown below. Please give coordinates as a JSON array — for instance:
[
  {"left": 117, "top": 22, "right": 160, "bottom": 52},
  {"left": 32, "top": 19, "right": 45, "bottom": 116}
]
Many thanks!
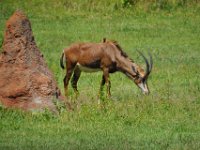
[{"left": 121, "top": 0, "right": 138, "bottom": 8}]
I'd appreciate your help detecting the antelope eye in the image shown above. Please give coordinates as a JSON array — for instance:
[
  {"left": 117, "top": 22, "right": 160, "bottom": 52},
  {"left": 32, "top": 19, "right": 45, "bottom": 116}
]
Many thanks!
[
  {"left": 135, "top": 77, "right": 142, "bottom": 84},
  {"left": 135, "top": 75, "right": 140, "bottom": 80}
]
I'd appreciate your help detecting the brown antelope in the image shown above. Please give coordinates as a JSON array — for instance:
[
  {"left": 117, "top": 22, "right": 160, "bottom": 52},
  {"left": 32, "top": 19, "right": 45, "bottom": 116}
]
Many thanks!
[{"left": 60, "top": 39, "right": 153, "bottom": 97}]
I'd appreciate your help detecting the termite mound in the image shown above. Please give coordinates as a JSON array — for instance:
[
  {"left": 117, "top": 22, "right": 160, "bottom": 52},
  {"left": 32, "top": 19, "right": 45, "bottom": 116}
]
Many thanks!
[{"left": 0, "top": 10, "right": 68, "bottom": 111}]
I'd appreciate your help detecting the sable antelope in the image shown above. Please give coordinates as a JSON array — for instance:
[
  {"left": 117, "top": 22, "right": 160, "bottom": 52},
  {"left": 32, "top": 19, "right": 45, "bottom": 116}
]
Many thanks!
[{"left": 60, "top": 39, "right": 153, "bottom": 97}]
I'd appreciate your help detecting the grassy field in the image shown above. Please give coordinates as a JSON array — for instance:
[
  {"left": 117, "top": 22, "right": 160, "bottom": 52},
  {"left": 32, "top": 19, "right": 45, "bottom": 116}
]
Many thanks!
[{"left": 0, "top": 0, "right": 200, "bottom": 149}]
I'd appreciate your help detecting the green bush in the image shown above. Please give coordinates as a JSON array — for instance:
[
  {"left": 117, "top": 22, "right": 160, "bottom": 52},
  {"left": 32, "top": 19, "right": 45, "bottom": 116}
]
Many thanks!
[
  {"left": 120, "top": 0, "right": 200, "bottom": 11},
  {"left": 121, "top": 0, "right": 138, "bottom": 8}
]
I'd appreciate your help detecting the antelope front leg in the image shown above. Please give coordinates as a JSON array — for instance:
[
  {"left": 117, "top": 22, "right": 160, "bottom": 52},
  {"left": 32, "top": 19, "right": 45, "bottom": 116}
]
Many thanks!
[
  {"left": 103, "top": 68, "right": 111, "bottom": 98},
  {"left": 98, "top": 75, "right": 105, "bottom": 98}
]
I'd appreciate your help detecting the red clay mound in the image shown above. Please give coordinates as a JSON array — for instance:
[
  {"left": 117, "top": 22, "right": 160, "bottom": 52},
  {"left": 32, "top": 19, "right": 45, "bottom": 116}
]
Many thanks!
[{"left": 0, "top": 10, "right": 66, "bottom": 111}]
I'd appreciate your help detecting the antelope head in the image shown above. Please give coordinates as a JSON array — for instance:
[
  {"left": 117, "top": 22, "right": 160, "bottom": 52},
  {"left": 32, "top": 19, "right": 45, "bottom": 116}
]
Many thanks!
[{"left": 133, "top": 51, "right": 153, "bottom": 95}]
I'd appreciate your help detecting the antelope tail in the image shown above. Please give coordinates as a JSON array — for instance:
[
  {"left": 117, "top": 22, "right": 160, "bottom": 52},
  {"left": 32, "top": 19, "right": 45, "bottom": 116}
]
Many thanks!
[{"left": 60, "top": 52, "right": 65, "bottom": 69}]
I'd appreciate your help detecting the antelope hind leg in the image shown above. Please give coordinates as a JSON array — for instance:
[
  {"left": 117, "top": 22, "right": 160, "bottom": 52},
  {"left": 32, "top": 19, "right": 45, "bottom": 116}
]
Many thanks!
[
  {"left": 64, "top": 67, "right": 74, "bottom": 97},
  {"left": 71, "top": 67, "right": 81, "bottom": 98}
]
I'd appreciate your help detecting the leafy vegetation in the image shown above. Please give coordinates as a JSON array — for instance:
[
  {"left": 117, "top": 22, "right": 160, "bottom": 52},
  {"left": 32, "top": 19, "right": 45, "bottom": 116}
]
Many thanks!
[{"left": 0, "top": 0, "right": 200, "bottom": 149}]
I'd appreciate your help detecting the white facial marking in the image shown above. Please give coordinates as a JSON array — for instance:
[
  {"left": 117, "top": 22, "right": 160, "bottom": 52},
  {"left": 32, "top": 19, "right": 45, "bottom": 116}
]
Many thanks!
[{"left": 138, "top": 82, "right": 149, "bottom": 94}]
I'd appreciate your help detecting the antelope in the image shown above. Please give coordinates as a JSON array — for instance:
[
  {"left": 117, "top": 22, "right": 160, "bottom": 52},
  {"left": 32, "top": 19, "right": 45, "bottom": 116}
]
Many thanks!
[{"left": 60, "top": 38, "right": 153, "bottom": 98}]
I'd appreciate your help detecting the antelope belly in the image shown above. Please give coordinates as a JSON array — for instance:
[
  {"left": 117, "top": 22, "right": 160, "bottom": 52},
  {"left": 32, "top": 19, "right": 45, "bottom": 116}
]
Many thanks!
[{"left": 77, "top": 63, "right": 101, "bottom": 72}]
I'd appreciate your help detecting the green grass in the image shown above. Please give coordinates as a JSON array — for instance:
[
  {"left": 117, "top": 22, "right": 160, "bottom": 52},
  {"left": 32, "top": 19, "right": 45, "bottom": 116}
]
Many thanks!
[{"left": 0, "top": 0, "right": 200, "bottom": 149}]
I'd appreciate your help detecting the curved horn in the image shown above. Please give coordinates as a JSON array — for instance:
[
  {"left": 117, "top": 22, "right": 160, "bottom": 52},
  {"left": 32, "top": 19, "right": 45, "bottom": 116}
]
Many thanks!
[{"left": 137, "top": 50, "right": 152, "bottom": 79}]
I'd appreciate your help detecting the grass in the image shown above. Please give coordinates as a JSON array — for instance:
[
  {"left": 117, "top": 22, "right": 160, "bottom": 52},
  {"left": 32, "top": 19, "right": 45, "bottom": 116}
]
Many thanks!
[{"left": 0, "top": 0, "right": 200, "bottom": 149}]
